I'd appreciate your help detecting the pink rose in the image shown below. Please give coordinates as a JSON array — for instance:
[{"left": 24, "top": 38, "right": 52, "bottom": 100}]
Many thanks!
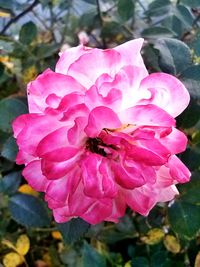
[{"left": 13, "top": 39, "right": 191, "bottom": 224}]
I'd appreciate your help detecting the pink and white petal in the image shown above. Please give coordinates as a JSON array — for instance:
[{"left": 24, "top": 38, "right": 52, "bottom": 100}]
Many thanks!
[
  {"left": 55, "top": 45, "right": 91, "bottom": 74},
  {"left": 12, "top": 114, "right": 36, "bottom": 138},
  {"left": 96, "top": 65, "right": 149, "bottom": 111},
  {"left": 41, "top": 154, "right": 80, "bottom": 179},
  {"left": 45, "top": 177, "right": 69, "bottom": 209},
  {"left": 125, "top": 186, "right": 157, "bottom": 216},
  {"left": 67, "top": 117, "right": 88, "bottom": 146},
  {"left": 41, "top": 147, "right": 79, "bottom": 162},
  {"left": 85, "top": 106, "right": 121, "bottom": 138},
  {"left": 81, "top": 198, "right": 113, "bottom": 224},
  {"left": 28, "top": 69, "right": 85, "bottom": 113},
  {"left": 156, "top": 165, "right": 174, "bottom": 187},
  {"left": 16, "top": 150, "right": 35, "bottom": 165},
  {"left": 114, "top": 38, "right": 148, "bottom": 73},
  {"left": 156, "top": 185, "right": 179, "bottom": 202},
  {"left": 139, "top": 138, "right": 171, "bottom": 159},
  {"left": 16, "top": 114, "right": 63, "bottom": 156},
  {"left": 85, "top": 85, "right": 122, "bottom": 111},
  {"left": 22, "top": 160, "right": 50, "bottom": 191},
  {"left": 53, "top": 206, "right": 74, "bottom": 223},
  {"left": 62, "top": 103, "right": 90, "bottom": 121},
  {"left": 111, "top": 160, "right": 145, "bottom": 189},
  {"left": 68, "top": 181, "right": 95, "bottom": 216},
  {"left": 45, "top": 93, "right": 61, "bottom": 108},
  {"left": 67, "top": 49, "right": 121, "bottom": 88},
  {"left": 168, "top": 155, "right": 191, "bottom": 183},
  {"left": 36, "top": 126, "right": 69, "bottom": 157},
  {"left": 122, "top": 140, "right": 169, "bottom": 166},
  {"left": 119, "top": 104, "right": 175, "bottom": 127},
  {"left": 56, "top": 93, "right": 84, "bottom": 113},
  {"left": 159, "top": 128, "right": 188, "bottom": 154},
  {"left": 139, "top": 73, "right": 190, "bottom": 117},
  {"left": 99, "top": 158, "right": 118, "bottom": 198},
  {"left": 46, "top": 169, "right": 81, "bottom": 209},
  {"left": 81, "top": 154, "right": 117, "bottom": 198},
  {"left": 105, "top": 192, "right": 126, "bottom": 222}
]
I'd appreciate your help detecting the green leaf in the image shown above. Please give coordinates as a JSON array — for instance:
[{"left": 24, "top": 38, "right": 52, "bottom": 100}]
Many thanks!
[
  {"left": 19, "top": 21, "right": 37, "bottom": 45},
  {"left": 141, "top": 27, "right": 176, "bottom": 39},
  {"left": 80, "top": 10, "right": 99, "bottom": 29},
  {"left": 176, "top": 99, "right": 200, "bottom": 129},
  {"left": 0, "top": 98, "right": 28, "bottom": 133},
  {"left": 1, "top": 136, "right": 18, "bottom": 161},
  {"left": 60, "top": 247, "right": 83, "bottom": 267},
  {"left": 0, "top": 171, "right": 21, "bottom": 195},
  {"left": 168, "top": 201, "right": 200, "bottom": 239},
  {"left": 178, "top": 172, "right": 200, "bottom": 204},
  {"left": 83, "top": 242, "right": 107, "bottom": 267},
  {"left": 180, "top": 0, "right": 200, "bottom": 7},
  {"left": 155, "top": 38, "right": 192, "bottom": 75},
  {"left": 180, "top": 65, "right": 200, "bottom": 100},
  {"left": 34, "top": 43, "right": 59, "bottom": 59},
  {"left": 146, "top": 0, "right": 171, "bottom": 17},
  {"left": 0, "top": 36, "right": 14, "bottom": 53},
  {"left": 180, "top": 147, "right": 200, "bottom": 171},
  {"left": 57, "top": 218, "right": 90, "bottom": 244},
  {"left": 131, "top": 257, "right": 149, "bottom": 267},
  {"left": 118, "top": 0, "right": 134, "bottom": 21},
  {"left": 82, "top": 0, "right": 96, "bottom": 4},
  {"left": 0, "top": 130, "right": 9, "bottom": 147},
  {"left": 151, "top": 251, "right": 168, "bottom": 267},
  {"left": 142, "top": 45, "right": 161, "bottom": 72},
  {"left": 116, "top": 214, "right": 136, "bottom": 234},
  {"left": 101, "top": 21, "right": 121, "bottom": 38},
  {"left": 174, "top": 5, "right": 194, "bottom": 30},
  {"left": 191, "top": 32, "right": 200, "bottom": 56},
  {"left": 0, "top": 0, "right": 17, "bottom": 10},
  {"left": 9, "top": 194, "right": 51, "bottom": 227}
]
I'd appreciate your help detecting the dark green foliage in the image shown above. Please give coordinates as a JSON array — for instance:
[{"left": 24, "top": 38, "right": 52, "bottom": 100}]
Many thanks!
[
  {"left": 118, "top": 0, "right": 135, "bottom": 21},
  {"left": 9, "top": 194, "right": 51, "bottom": 227},
  {"left": 0, "top": 98, "right": 28, "bottom": 133},
  {"left": 57, "top": 218, "right": 90, "bottom": 244},
  {"left": 19, "top": 22, "right": 37, "bottom": 45},
  {"left": 83, "top": 242, "right": 107, "bottom": 267}
]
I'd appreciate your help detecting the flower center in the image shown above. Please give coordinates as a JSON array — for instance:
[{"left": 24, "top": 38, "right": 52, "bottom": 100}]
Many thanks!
[
  {"left": 86, "top": 136, "right": 118, "bottom": 157},
  {"left": 86, "top": 137, "right": 107, "bottom": 157}
]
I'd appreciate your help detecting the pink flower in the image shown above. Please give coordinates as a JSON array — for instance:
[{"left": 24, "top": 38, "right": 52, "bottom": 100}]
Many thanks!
[
  {"left": 78, "top": 31, "right": 90, "bottom": 45},
  {"left": 13, "top": 39, "right": 191, "bottom": 224}
]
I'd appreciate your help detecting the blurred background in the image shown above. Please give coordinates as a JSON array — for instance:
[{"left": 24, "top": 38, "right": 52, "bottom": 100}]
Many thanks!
[{"left": 0, "top": 0, "right": 200, "bottom": 267}]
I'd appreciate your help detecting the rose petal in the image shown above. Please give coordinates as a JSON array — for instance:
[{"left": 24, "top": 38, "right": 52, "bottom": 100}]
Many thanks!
[
  {"left": 119, "top": 104, "right": 175, "bottom": 127},
  {"left": 28, "top": 69, "right": 85, "bottom": 113},
  {"left": 55, "top": 45, "right": 90, "bottom": 74},
  {"left": 139, "top": 73, "right": 190, "bottom": 117},
  {"left": 168, "top": 155, "right": 191, "bottom": 183},
  {"left": 22, "top": 160, "right": 50, "bottom": 191},
  {"left": 85, "top": 106, "right": 121, "bottom": 138}
]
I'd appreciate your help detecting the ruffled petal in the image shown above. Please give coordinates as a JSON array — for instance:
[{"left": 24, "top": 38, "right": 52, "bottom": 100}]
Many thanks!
[
  {"left": 67, "top": 49, "right": 121, "bottom": 88},
  {"left": 119, "top": 104, "right": 175, "bottom": 127},
  {"left": 168, "top": 155, "right": 191, "bottom": 183},
  {"left": 159, "top": 127, "right": 188, "bottom": 154},
  {"left": 55, "top": 45, "right": 90, "bottom": 74},
  {"left": 125, "top": 186, "right": 157, "bottom": 216},
  {"left": 114, "top": 38, "right": 148, "bottom": 73},
  {"left": 22, "top": 160, "right": 50, "bottom": 191},
  {"left": 14, "top": 114, "right": 63, "bottom": 156},
  {"left": 81, "top": 154, "right": 117, "bottom": 198},
  {"left": 139, "top": 73, "right": 190, "bottom": 117},
  {"left": 28, "top": 69, "right": 85, "bottom": 113},
  {"left": 85, "top": 106, "right": 121, "bottom": 138}
]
